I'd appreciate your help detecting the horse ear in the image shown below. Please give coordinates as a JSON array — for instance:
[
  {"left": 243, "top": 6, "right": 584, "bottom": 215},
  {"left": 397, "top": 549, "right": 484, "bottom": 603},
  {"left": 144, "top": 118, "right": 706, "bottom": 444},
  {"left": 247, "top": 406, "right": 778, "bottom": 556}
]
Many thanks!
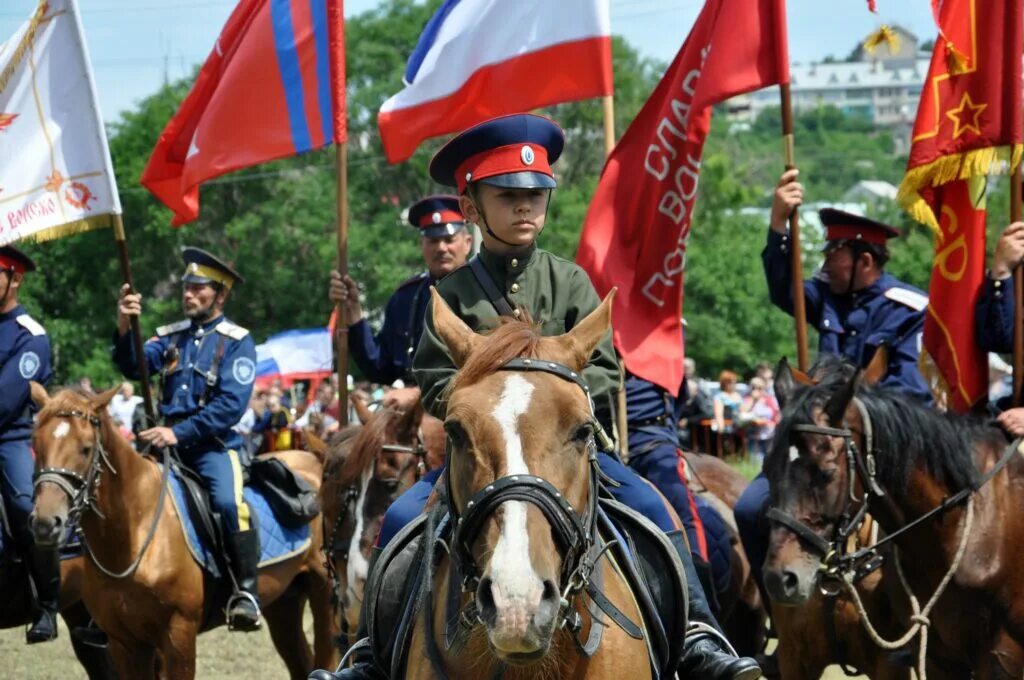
[
  {"left": 395, "top": 400, "right": 424, "bottom": 440},
  {"left": 863, "top": 343, "right": 888, "bottom": 387},
  {"left": 30, "top": 381, "right": 49, "bottom": 408},
  {"left": 774, "top": 358, "right": 795, "bottom": 409},
  {"left": 824, "top": 370, "right": 861, "bottom": 426},
  {"left": 430, "top": 287, "right": 479, "bottom": 368},
  {"left": 305, "top": 430, "right": 328, "bottom": 461},
  {"left": 92, "top": 385, "right": 120, "bottom": 409},
  {"left": 350, "top": 394, "right": 373, "bottom": 425},
  {"left": 563, "top": 289, "right": 616, "bottom": 373}
]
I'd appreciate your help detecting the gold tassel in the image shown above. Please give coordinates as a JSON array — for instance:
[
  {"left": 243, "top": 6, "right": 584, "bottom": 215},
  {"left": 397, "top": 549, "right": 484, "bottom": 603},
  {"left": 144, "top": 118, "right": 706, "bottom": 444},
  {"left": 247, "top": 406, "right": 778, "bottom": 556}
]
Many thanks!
[
  {"left": 16, "top": 215, "right": 113, "bottom": 245},
  {"left": 863, "top": 25, "right": 901, "bottom": 56},
  {"left": 897, "top": 144, "right": 1023, "bottom": 234},
  {"left": 945, "top": 42, "right": 969, "bottom": 74}
]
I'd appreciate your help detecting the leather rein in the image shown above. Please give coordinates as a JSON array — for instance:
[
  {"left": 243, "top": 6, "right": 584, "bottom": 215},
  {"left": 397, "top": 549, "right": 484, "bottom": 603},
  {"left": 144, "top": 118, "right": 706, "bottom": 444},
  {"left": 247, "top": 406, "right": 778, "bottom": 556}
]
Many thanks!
[
  {"left": 33, "top": 409, "right": 171, "bottom": 579},
  {"left": 767, "top": 397, "right": 1021, "bottom": 587}
]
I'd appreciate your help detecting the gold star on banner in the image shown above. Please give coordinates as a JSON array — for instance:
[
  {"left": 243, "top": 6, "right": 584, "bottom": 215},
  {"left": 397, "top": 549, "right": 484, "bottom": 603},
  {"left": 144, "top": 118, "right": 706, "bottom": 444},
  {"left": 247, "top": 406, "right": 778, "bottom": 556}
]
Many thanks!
[
  {"left": 945, "top": 92, "right": 987, "bottom": 139},
  {"left": 44, "top": 170, "right": 64, "bottom": 193}
]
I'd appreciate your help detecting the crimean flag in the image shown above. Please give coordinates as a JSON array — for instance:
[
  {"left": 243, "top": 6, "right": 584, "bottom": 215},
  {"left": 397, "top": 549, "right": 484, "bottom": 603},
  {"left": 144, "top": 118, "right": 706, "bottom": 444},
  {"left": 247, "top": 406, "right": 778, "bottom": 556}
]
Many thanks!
[
  {"left": 142, "top": 0, "right": 347, "bottom": 226},
  {"left": 900, "top": 0, "right": 1023, "bottom": 412},
  {"left": 576, "top": 0, "right": 789, "bottom": 395},
  {"left": 0, "top": 0, "right": 122, "bottom": 247},
  {"left": 920, "top": 177, "right": 988, "bottom": 412},
  {"left": 897, "top": 0, "right": 1022, "bottom": 231},
  {"left": 377, "top": 0, "right": 612, "bottom": 164}
]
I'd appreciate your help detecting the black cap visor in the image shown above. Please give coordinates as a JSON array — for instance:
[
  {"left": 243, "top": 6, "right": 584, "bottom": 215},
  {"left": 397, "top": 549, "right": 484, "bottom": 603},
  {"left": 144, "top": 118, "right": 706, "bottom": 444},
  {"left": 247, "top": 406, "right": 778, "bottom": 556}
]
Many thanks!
[{"left": 477, "top": 171, "right": 556, "bottom": 191}]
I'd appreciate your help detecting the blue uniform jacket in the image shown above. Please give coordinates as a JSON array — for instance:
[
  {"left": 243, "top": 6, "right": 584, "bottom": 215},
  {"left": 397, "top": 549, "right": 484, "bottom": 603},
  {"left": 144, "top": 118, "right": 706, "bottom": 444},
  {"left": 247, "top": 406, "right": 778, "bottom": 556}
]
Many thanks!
[
  {"left": 763, "top": 229, "right": 931, "bottom": 401},
  {"left": 112, "top": 314, "right": 256, "bottom": 453},
  {"left": 0, "top": 305, "right": 51, "bottom": 443},
  {"left": 349, "top": 272, "right": 432, "bottom": 385},
  {"left": 625, "top": 374, "right": 681, "bottom": 455},
  {"left": 975, "top": 275, "right": 1014, "bottom": 353}
]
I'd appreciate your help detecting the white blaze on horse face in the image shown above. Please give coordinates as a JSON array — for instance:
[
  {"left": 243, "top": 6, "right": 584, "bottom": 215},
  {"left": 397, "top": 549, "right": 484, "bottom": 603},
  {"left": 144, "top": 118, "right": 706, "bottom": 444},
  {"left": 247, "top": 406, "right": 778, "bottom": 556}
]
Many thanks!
[
  {"left": 489, "top": 374, "right": 543, "bottom": 629},
  {"left": 789, "top": 445, "right": 800, "bottom": 463},
  {"left": 346, "top": 467, "right": 372, "bottom": 600},
  {"left": 53, "top": 422, "right": 70, "bottom": 440}
]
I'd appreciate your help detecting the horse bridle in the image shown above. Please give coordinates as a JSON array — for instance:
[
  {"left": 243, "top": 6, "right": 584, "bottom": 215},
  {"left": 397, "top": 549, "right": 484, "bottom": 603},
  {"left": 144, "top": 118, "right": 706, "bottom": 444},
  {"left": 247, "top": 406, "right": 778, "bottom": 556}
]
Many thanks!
[
  {"left": 323, "top": 428, "right": 428, "bottom": 611},
  {"left": 768, "top": 397, "right": 1022, "bottom": 588},
  {"left": 443, "top": 357, "right": 607, "bottom": 633},
  {"left": 34, "top": 410, "right": 114, "bottom": 529},
  {"left": 33, "top": 408, "right": 171, "bottom": 579}
]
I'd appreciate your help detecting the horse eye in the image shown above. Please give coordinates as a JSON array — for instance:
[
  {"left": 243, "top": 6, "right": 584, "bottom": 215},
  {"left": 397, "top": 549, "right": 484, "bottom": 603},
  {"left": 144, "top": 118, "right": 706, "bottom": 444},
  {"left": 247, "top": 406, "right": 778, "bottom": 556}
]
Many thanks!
[
  {"left": 445, "top": 421, "right": 468, "bottom": 449},
  {"left": 570, "top": 423, "right": 594, "bottom": 446}
]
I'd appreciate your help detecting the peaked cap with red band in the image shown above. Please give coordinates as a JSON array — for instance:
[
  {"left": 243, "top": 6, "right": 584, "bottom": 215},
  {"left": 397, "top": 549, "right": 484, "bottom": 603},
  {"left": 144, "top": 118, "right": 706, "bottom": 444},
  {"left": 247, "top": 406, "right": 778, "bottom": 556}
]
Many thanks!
[
  {"left": 0, "top": 245, "right": 37, "bottom": 274},
  {"left": 407, "top": 195, "right": 467, "bottom": 239},
  {"left": 429, "top": 113, "right": 564, "bottom": 194},
  {"left": 819, "top": 208, "right": 901, "bottom": 249}
]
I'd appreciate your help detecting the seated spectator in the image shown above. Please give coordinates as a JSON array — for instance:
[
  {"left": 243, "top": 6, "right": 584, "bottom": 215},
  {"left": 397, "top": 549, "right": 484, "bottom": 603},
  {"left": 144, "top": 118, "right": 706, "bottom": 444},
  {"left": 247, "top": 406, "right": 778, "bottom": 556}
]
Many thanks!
[
  {"left": 738, "top": 377, "right": 780, "bottom": 463},
  {"left": 677, "top": 358, "right": 713, "bottom": 449},
  {"left": 294, "top": 380, "right": 339, "bottom": 436},
  {"left": 255, "top": 386, "right": 292, "bottom": 451}
]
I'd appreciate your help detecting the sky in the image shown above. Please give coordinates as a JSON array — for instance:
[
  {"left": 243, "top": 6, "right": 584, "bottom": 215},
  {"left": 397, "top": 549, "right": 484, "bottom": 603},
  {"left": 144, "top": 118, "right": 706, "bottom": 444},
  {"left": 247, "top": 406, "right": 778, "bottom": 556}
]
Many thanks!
[{"left": 0, "top": 0, "right": 936, "bottom": 124}]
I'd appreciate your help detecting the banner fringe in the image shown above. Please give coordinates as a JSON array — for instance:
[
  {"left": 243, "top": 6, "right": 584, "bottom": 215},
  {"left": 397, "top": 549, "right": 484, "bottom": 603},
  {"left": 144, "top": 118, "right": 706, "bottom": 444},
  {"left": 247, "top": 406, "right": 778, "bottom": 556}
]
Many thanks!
[
  {"left": 897, "top": 144, "right": 1022, "bottom": 232},
  {"left": 2, "top": 214, "right": 113, "bottom": 247}
]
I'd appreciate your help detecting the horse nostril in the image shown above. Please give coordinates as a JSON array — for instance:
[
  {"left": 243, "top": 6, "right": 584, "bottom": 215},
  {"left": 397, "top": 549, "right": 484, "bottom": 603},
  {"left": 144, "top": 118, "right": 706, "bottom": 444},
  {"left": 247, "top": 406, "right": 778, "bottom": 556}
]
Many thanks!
[
  {"left": 476, "top": 577, "right": 497, "bottom": 626},
  {"left": 534, "top": 579, "right": 560, "bottom": 631},
  {"left": 782, "top": 569, "right": 799, "bottom": 594}
]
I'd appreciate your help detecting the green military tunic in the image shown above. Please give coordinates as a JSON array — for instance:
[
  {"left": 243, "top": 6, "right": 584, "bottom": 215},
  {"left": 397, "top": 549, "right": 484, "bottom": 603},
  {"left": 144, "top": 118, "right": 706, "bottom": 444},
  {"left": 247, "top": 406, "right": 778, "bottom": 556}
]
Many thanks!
[{"left": 413, "top": 243, "right": 621, "bottom": 420}]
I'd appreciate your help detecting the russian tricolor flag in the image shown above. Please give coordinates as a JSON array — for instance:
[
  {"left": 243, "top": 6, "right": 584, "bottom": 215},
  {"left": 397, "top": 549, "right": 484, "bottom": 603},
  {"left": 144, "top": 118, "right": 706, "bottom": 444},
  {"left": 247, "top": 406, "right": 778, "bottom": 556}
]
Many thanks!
[
  {"left": 142, "top": 0, "right": 346, "bottom": 226},
  {"left": 378, "top": 0, "right": 612, "bottom": 164}
]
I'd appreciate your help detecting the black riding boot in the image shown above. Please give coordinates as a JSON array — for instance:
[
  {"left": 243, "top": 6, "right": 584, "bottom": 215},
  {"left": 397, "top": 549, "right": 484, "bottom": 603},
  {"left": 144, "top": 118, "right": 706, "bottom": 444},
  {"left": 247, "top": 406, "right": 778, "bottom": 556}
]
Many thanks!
[
  {"left": 309, "top": 548, "right": 387, "bottom": 680},
  {"left": 668, "top": 530, "right": 762, "bottom": 680},
  {"left": 225, "top": 529, "right": 262, "bottom": 631},
  {"left": 26, "top": 543, "right": 60, "bottom": 644}
]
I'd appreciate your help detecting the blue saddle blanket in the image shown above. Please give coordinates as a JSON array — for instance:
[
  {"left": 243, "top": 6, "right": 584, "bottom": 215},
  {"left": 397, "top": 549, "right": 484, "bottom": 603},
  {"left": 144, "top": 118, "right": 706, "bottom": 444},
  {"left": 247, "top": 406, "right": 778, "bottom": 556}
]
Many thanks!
[{"left": 167, "top": 468, "right": 311, "bottom": 575}]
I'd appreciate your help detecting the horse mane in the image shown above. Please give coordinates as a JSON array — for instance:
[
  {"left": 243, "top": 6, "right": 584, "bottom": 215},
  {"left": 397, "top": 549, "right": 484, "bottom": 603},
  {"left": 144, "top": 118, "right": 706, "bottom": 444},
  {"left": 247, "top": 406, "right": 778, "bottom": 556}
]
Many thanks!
[
  {"left": 335, "top": 408, "right": 402, "bottom": 487},
  {"left": 448, "top": 314, "right": 543, "bottom": 392},
  {"left": 768, "top": 357, "right": 996, "bottom": 497}
]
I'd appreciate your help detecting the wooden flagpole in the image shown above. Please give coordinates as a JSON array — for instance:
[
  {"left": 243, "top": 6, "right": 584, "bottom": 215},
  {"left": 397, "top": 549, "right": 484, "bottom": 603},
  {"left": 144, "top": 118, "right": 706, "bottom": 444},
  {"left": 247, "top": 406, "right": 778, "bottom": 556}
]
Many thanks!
[
  {"left": 334, "top": 142, "right": 350, "bottom": 426},
  {"left": 1012, "top": 165, "right": 1023, "bottom": 406},
  {"left": 779, "top": 82, "right": 810, "bottom": 372},
  {"left": 601, "top": 94, "right": 630, "bottom": 457},
  {"left": 112, "top": 214, "right": 157, "bottom": 423}
]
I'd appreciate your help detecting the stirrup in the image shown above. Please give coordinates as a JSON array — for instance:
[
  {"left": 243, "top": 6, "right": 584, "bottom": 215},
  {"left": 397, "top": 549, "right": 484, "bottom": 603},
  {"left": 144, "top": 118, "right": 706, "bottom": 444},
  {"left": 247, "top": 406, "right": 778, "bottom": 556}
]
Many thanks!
[
  {"left": 685, "top": 621, "right": 739, "bottom": 657},
  {"left": 226, "top": 591, "right": 262, "bottom": 631}
]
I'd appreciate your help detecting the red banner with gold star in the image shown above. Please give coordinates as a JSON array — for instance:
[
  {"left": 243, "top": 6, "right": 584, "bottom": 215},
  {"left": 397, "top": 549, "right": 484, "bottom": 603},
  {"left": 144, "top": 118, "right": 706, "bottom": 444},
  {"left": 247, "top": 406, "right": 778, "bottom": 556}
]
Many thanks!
[{"left": 897, "top": 0, "right": 1023, "bottom": 231}]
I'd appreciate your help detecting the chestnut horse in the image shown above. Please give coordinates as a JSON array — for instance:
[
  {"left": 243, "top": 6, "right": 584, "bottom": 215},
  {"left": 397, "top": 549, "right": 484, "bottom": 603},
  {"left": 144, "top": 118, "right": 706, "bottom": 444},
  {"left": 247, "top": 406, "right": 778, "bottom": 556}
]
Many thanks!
[
  {"left": 763, "top": 359, "right": 1024, "bottom": 678},
  {"left": 27, "top": 385, "right": 339, "bottom": 679},
  {"left": 405, "top": 289, "right": 655, "bottom": 680},
  {"left": 0, "top": 551, "right": 116, "bottom": 679}
]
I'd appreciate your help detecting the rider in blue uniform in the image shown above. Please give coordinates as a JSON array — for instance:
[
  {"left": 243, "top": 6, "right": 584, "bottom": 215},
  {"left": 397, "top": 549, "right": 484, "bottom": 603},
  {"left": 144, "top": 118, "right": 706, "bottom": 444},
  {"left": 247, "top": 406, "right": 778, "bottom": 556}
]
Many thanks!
[
  {"left": 735, "top": 171, "right": 930, "bottom": 669},
  {"left": 310, "top": 114, "right": 759, "bottom": 680},
  {"left": 330, "top": 196, "right": 473, "bottom": 385},
  {"left": 625, "top": 373, "right": 733, "bottom": 609},
  {"left": 0, "top": 245, "right": 57, "bottom": 643},
  {"left": 113, "top": 247, "right": 261, "bottom": 631}
]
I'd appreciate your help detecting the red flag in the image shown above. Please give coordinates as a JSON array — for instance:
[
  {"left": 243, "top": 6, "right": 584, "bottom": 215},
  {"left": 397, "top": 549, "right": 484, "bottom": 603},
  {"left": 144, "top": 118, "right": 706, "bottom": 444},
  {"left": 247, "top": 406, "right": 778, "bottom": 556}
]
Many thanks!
[
  {"left": 920, "top": 178, "right": 988, "bottom": 412},
  {"left": 897, "top": 0, "right": 1022, "bottom": 230},
  {"left": 141, "top": 0, "right": 346, "bottom": 226},
  {"left": 576, "top": 0, "right": 789, "bottom": 395},
  {"left": 899, "top": 0, "right": 1023, "bottom": 411}
]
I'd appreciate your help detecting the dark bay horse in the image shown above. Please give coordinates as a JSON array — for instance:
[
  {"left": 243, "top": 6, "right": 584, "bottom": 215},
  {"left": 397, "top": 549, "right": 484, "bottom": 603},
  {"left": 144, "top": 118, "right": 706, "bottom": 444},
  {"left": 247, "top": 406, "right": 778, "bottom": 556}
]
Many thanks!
[
  {"left": 405, "top": 289, "right": 653, "bottom": 680},
  {"left": 763, "top": 359, "right": 1024, "bottom": 678},
  {"left": 314, "top": 400, "right": 429, "bottom": 638},
  {"left": 27, "top": 385, "right": 339, "bottom": 679}
]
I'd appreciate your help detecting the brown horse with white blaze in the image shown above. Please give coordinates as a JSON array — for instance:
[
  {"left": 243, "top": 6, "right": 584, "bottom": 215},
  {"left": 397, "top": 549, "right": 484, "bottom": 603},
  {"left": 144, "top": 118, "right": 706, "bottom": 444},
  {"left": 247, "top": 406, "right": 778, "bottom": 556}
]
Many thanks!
[
  {"left": 27, "top": 385, "right": 339, "bottom": 679},
  {"left": 763, "top": 358, "right": 1024, "bottom": 678},
  {"left": 405, "top": 288, "right": 654, "bottom": 680}
]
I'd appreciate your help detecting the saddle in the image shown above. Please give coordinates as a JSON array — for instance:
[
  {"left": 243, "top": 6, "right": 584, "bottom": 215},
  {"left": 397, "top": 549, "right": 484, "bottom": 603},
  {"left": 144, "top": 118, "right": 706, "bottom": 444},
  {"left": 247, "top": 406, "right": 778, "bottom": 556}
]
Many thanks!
[{"left": 364, "top": 496, "right": 688, "bottom": 679}]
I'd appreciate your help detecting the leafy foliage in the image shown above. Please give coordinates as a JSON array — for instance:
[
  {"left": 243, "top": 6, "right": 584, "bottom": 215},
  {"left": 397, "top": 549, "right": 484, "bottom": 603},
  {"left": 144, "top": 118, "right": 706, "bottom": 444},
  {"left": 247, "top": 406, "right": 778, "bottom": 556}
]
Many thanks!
[{"left": 18, "top": 0, "right": 1004, "bottom": 387}]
